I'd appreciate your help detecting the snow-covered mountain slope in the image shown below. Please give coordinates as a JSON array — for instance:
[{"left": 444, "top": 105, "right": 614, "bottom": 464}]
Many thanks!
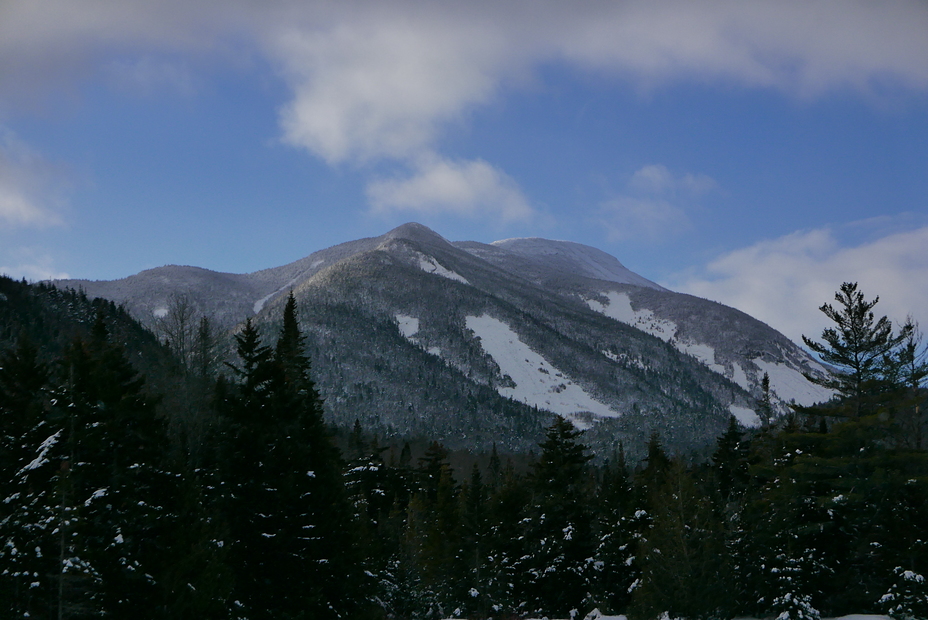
[
  {"left": 465, "top": 314, "right": 620, "bottom": 425},
  {"left": 52, "top": 222, "right": 833, "bottom": 457},
  {"left": 582, "top": 289, "right": 833, "bottom": 409},
  {"left": 490, "top": 237, "right": 665, "bottom": 290}
]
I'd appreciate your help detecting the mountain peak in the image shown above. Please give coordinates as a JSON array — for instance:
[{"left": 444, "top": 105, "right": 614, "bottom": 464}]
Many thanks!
[
  {"left": 490, "top": 237, "right": 666, "bottom": 290},
  {"left": 383, "top": 222, "right": 451, "bottom": 247}
]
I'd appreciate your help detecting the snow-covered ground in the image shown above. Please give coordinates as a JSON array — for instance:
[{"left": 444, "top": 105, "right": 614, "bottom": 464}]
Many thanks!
[
  {"left": 417, "top": 253, "right": 469, "bottom": 284},
  {"left": 466, "top": 314, "right": 620, "bottom": 425},
  {"left": 729, "top": 404, "right": 760, "bottom": 427},
  {"left": 676, "top": 340, "right": 726, "bottom": 375},
  {"left": 587, "top": 292, "right": 676, "bottom": 342},
  {"left": 253, "top": 275, "right": 301, "bottom": 313},
  {"left": 396, "top": 313, "right": 420, "bottom": 339},
  {"left": 752, "top": 358, "right": 834, "bottom": 407},
  {"left": 443, "top": 614, "right": 892, "bottom": 620},
  {"left": 586, "top": 291, "right": 835, "bottom": 409}
]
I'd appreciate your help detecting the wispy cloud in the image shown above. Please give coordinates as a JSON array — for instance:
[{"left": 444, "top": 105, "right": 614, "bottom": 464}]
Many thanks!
[
  {"left": 597, "top": 164, "right": 716, "bottom": 242},
  {"left": 0, "top": 247, "right": 69, "bottom": 281},
  {"left": 0, "top": 130, "right": 67, "bottom": 229},
  {"left": 367, "top": 155, "right": 533, "bottom": 223},
  {"left": 272, "top": 10, "right": 509, "bottom": 165},
  {"left": 598, "top": 196, "right": 691, "bottom": 243},
  {"left": 2, "top": 0, "right": 928, "bottom": 226},
  {"left": 629, "top": 165, "right": 718, "bottom": 196},
  {"left": 5, "top": 1, "right": 928, "bottom": 108},
  {"left": 673, "top": 223, "right": 928, "bottom": 346},
  {"left": 105, "top": 55, "right": 197, "bottom": 96}
]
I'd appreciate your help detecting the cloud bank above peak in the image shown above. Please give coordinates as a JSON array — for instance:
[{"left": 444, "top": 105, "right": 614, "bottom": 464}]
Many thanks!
[
  {"left": 0, "top": 131, "right": 68, "bottom": 230},
  {"left": 674, "top": 223, "right": 928, "bottom": 346},
  {"left": 5, "top": 0, "right": 928, "bottom": 149}
]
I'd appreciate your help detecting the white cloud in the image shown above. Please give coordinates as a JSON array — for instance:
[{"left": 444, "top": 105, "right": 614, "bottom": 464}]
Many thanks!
[
  {"left": 674, "top": 225, "right": 928, "bottom": 346},
  {"left": 629, "top": 164, "right": 676, "bottom": 194},
  {"left": 367, "top": 155, "right": 533, "bottom": 222},
  {"left": 0, "top": 130, "right": 66, "bottom": 229},
  {"left": 598, "top": 164, "right": 716, "bottom": 242},
  {"left": 0, "top": 248, "right": 69, "bottom": 281},
  {"left": 598, "top": 196, "right": 691, "bottom": 242},
  {"left": 106, "top": 55, "right": 196, "bottom": 96},
  {"left": 629, "top": 164, "right": 719, "bottom": 196},
  {"left": 5, "top": 1, "right": 928, "bottom": 153},
  {"left": 2, "top": 0, "right": 928, "bottom": 229},
  {"left": 271, "top": 10, "right": 510, "bottom": 164},
  {"left": 553, "top": 0, "right": 928, "bottom": 96}
]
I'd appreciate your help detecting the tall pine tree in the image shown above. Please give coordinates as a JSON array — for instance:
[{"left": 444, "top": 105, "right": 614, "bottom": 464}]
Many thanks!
[{"left": 218, "top": 294, "right": 361, "bottom": 618}]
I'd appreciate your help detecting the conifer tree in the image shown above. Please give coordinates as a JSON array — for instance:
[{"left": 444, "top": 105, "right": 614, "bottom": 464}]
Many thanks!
[
  {"left": 591, "top": 445, "right": 639, "bottom": 614},
  {"left": 712, "top": 415, "right": 750, "bottom": 505},
  {"left": 802, "top": 282, "right": 910, "bottom": 418},
  {"left": 885, "top": 320, "right": 928, "bottom": 448},
  {"left": 523, "top": 416, "right": 595, "bottom": 616},
  {"left": 2, "top": 313, "right": 177, "bottom": 616},
  {"left": 0, "top": 335, "right": 56, "bottom": 617},
  {"left": 218, "top": 294, "right": 361, "bottom": 618},
  {"left": 630, "top": 458, "right": 728, "bottom": 620}
]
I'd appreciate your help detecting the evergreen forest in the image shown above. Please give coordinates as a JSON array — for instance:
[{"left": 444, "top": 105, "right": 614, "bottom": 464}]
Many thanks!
[{"left": 1, "top": 275, "right": 927, "bottom": 619}]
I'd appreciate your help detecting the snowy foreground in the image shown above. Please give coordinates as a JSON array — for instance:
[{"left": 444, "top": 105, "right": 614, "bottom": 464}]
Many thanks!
[{"left": 443, "top": 615, "right": 891, "bottom": 620}]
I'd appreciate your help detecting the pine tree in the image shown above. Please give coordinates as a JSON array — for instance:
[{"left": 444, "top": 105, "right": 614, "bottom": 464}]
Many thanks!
[
  {"left": 61, "top": 314, "right": 176, "bottom": 616},
  {"left": 523, "top": 416, "right": 595, "bottom": 617},
  {"left": 0, "top": 335, "right": 57, "bottom": 617},
  {"left": 880, "top": 565, "right": 928, "bottom": 620},
  {"left": 712, "top": 415, "right": 750, "bottom": 505},
  {"left": 802, "top": 282, "right": 910, "bottom": 418},
  {"left": 885, "top": 320, "right": 928, "bottom": 449},
  {"left": 630, "top": 459, "right": 729, "bottom": 620},
  {"left": 591, "top": 445, "right": 639, "bottom": 614},
  {"left": 218, "top": 295, "right": 362, "bottom": 618},
  {"left": 759, "top": 371, "right": 774, "bottom": 428},
  {"left": 2, "top": 313, "right": 178, "bottom": 617},
  {"left": 479, "top": 459, "right": 530, "bottom": 616}
]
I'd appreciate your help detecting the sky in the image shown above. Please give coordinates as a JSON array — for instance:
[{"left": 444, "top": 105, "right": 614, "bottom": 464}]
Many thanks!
[{"left": 1, "top": 0, "right": 927, "bottom": 346}]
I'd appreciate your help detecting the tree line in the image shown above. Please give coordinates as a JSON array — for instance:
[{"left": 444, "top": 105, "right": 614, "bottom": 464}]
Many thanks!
[{"left": 1, "top": 277, "right": 927, "bottom": 619}]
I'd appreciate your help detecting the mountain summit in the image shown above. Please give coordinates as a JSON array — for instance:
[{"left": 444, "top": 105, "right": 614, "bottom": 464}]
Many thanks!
[{"left": 55, "top": 223, "right": 831, "bottom": 456}]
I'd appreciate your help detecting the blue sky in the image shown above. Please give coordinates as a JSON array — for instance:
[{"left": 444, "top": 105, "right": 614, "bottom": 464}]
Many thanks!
[{"left": 2, "top": 0, "right": 927, "bottom": 344}]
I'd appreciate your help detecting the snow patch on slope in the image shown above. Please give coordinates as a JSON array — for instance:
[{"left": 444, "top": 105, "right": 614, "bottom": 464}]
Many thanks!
[
  {"left": 491, "top": 237, "right": 665, "bottom": 289},
  {"left": 753, "top": 358, "right": 834, "bottom": 407},
  {"left": 589, "top": 293, "right": 762, "bottom": 390},
  {"left": 730, "top": 362, "right": 750, "bottom": 391},
  {"left": 587, "top": 292, "right": 676, "bottom": 342},
  {"left": 417, "top": 254, "right": 468, "bottom": 284},
  {"left": 677, "top": 340, "right": 726, "bottom": 375},
  {"left": 729, "top": 405, "right": 760, "bottom": 428},
  {"left": 253, "top": 276, "right": 301, "bottom": 313},
  {"left": 602, "top": 350, "right": 646, "bottom": 370},
  {"left": 396, "top": 314, "right": 420, "bottom": 339},
  {"left": 466, "top": 314, "right": 620, "bottom": 425}
]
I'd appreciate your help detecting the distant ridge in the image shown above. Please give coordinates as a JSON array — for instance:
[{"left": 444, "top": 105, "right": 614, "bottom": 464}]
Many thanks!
[{"left": 52, "top": 222, "right": 832, "bottom": 456}]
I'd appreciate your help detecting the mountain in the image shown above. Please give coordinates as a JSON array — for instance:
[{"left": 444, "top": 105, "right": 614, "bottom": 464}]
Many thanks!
[
  {"left": 0, "top": 275, "right": 173, "bottom": 388},
  {"left": 54, "top": 223, "right": 832, "bottom": 457}
]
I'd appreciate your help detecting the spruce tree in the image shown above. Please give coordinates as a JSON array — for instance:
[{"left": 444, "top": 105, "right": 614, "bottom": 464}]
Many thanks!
[
  {"left": 802, "top": 282, "right": 910, "bottom": 418},
  {"left": 219, "top": 295, "right": 361, "bottom": 618},
  {"left": 1, "top": 313, "right": 177, "bottom": 617},
  {"left": 630, "top": 460, "right": 729, "bottom": 620},
  {"left": 0, "top": 335, "right": 57, "bottom": 617},
  {"left": 591, "top": 445, "right": 639, "bottom": 614},
  {"left": 523, "top": 416, "right": 595, "bottom": 616}
]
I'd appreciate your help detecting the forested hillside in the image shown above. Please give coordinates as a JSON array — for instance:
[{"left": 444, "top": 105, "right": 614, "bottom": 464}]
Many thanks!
[{"left": 1, "top": 276, "right": 926, "bottom": 619}]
